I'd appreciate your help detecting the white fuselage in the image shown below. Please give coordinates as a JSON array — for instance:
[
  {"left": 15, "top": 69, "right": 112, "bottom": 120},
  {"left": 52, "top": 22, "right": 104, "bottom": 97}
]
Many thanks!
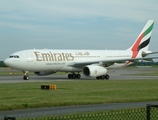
[{"left": 5, "top": 49, "right": 134, "bottom": 72}]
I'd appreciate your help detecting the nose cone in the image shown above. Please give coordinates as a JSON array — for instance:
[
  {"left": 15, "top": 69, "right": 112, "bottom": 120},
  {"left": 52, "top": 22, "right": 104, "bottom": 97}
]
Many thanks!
[
  {"left": 4, "top": 57, "right": 23, "bottom": 70},
  {"left": 4, "top": 58, "right": 12, "bottom": 67}
]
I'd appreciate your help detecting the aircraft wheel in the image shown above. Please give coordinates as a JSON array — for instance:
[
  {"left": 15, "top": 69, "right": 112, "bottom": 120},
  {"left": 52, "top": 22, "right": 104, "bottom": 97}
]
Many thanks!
[
  {"left": 96, "top": 76, "right": 101, "bottom": 79},
  {"left": 23, "top": 75, "right": 29, "bottom": 80},
  {"left": 68, "top": 73, "right": 81, "bottom": 79},
  {"left": 96, "top": 76, "right": 100, "bottom": 79},
  {"left": 101, "top": 75, "right": 105, "bottom": 80},
  {"left": 68, "top": 74, "right": 72, "bottom": 79},
  {"left": 76, "top": 74, "right": 81, "bottom": 79},
  {"left": 72, "top": 74, "right": 77, "bottom": 79},
  {"left": 105, "top": 74, "right": 110, "bottom": 80}
]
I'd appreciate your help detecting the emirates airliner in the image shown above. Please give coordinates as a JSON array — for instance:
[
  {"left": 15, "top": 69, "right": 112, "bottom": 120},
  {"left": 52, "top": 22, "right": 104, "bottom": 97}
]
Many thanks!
[{"left": 4, "top": 20, "right": 158, "bottom": 80}]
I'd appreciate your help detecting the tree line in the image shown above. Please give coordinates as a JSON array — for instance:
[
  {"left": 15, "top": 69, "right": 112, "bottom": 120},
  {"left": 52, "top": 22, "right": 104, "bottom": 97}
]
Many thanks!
[
  {"left": 130, "top": 61, "right": 158, "bottom": 66},
  {"left": 0, "top": 61, "right": 7, "bottom": 67}
]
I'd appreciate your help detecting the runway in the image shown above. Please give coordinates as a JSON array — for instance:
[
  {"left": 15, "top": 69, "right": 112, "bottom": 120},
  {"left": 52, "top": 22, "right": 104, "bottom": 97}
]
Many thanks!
[
  {"left": 0, "top": 67, "right": 158, "bottom": 119},
  {"left": 0, "top": 67, "right": 158, "bottom": 83}
]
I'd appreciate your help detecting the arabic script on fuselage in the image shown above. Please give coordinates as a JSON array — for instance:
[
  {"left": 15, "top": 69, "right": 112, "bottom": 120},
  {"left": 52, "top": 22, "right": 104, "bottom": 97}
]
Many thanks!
[{"left": 75, "top": 52, "right": 90, "bottom": 56}]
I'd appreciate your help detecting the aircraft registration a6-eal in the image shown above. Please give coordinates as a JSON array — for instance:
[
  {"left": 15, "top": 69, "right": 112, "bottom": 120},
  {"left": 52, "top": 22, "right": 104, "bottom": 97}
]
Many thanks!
[{"left": 4, "top": 20, "right": 158, "bottom": 80}]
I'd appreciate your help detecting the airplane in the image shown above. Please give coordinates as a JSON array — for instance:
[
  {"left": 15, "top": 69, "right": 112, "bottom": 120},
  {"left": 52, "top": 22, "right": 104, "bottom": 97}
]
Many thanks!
[{"left": 4, "top": 20, "right": 158, "bottom": 80}]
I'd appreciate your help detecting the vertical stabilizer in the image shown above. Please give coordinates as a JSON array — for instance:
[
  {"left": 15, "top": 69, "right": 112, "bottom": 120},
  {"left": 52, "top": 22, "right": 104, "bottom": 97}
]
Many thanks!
[{"left": 128, "top": 20, "right": 154, "bottom": 58}]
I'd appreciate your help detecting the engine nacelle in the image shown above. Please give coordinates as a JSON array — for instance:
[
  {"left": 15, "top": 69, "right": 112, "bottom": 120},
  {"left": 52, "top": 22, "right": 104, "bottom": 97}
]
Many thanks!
[
  {"left": 83, "top": 65, "right": 107, "bottom": 77},
  {"left": 34, "top": 71, "right": 56, "bottom": 76}
]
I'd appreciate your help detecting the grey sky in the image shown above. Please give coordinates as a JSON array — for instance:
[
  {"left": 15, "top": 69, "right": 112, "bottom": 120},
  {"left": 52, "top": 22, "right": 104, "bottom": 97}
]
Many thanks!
[{"left": 1, "top": 0, "right": 158, "bottom": 60}]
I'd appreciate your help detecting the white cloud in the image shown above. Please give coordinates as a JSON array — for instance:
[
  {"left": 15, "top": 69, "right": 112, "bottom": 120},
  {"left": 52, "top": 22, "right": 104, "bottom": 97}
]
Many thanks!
[{"left": 1, "top": 0, "right": 158, "bottom": 22}]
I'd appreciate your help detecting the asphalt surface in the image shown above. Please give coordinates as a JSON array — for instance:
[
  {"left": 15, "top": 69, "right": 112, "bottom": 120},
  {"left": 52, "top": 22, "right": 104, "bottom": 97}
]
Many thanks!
[
  {"left": 0, "top": 67, "right": 158, "bottom": 119},
  {"left": 1, "top": 67, "right": 158, "bottom": 83}
]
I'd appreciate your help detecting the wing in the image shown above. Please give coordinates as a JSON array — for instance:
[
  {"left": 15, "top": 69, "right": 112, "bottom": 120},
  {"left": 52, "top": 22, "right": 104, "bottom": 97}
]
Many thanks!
[{"left": 68, "top": 57, "right": 158, "bottom": 68}]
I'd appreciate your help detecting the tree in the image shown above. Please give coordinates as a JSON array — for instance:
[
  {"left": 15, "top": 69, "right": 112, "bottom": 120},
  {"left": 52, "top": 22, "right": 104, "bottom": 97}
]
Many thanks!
[{"left": 0, "top": 61, "right": 7, "bottom": 67}]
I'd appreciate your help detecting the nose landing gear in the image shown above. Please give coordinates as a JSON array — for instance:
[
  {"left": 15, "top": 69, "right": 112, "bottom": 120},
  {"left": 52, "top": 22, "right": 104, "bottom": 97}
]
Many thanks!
[{"left": 22, "top": 71, "right": 30, "bottom": 80}]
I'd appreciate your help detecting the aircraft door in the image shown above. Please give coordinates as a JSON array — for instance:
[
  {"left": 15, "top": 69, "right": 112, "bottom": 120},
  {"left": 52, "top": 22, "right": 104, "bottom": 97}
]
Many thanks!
[{"left": 26, "top": 53, "right": 34, "bottom": 62}]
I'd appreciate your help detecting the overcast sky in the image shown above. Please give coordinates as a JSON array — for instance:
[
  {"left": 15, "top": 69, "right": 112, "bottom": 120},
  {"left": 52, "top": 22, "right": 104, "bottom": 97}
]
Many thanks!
[{"left": 1, "top": 0, "right": 158, "bottom": 60}]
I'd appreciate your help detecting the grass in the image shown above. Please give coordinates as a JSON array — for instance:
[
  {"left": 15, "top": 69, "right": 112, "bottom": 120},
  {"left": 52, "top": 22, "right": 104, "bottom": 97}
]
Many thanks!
[{"left": 0, "top": 80, "right": 158, "bottom": 111}]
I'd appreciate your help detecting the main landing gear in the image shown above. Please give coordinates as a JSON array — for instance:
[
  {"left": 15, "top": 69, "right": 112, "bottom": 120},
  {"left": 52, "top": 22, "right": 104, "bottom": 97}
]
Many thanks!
[
  {"left": 23, "top": 71, "right": 30, "bottom": 80},
  {"left": 68, "top": 73, "right": 81, "bottom": 79},
  {"left": 96, "top": 74, "right": 109, "bottom": 80}
]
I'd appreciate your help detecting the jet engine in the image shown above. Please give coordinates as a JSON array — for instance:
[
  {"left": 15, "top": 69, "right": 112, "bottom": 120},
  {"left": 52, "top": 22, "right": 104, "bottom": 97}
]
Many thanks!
[
  {"left": 34, "top": 71, "right": 56, "bottom": 76},
  {"left": 83, "top": 65, "right": 107, "bottom": 77}
]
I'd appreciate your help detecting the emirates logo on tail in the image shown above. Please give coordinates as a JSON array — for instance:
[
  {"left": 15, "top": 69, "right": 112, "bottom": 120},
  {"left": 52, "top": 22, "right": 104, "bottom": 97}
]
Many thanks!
[{"left": 131, "top": 20, "right": 154, "bottom": 58}]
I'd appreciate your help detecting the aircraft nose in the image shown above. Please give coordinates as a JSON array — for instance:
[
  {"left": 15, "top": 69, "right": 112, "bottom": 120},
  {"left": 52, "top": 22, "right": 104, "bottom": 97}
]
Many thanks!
[{"left": 4, "top": 58, "right": 12, "bottom": 67}]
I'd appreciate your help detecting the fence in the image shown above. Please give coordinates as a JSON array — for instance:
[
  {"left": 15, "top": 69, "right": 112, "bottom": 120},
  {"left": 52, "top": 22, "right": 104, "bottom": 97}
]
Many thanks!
[
  {"left": 45, "top": 108, "right": 146, "bottom": 120},
  {"left": 147, "top": 104, "right": 158, "bottom": 120},
  {"left": 4, "top": 104, "right": 158, "bottom": 120}
]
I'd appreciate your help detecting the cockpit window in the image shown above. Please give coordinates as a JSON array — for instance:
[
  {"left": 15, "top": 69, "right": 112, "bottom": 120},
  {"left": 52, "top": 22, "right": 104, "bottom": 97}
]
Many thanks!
[
  {"left": 9, "top": 55, "right": 20, "bottom": 58},
  {"left": 14, "top": 55, "right": 19, "bottom": 58},
  {"left": 9, "top": 56, "right": 14, "bottom": 58}
]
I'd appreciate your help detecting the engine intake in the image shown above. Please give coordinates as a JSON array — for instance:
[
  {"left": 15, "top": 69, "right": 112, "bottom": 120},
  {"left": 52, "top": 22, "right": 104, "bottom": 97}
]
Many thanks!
[{"left": 83, "top": 65, "right": 107, "bottom": 77}]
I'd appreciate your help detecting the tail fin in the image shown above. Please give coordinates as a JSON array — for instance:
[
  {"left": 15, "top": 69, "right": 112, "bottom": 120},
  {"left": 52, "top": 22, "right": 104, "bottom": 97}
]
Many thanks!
[{"left": 128, "top": 20, "right": 154, "bottom": 58}]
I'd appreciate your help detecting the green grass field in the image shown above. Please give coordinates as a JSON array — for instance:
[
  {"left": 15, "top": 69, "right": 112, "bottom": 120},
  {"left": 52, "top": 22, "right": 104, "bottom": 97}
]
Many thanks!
[
  {"left": 1, "top": 67, "right": 158, "bottom": 119},
  {"left": 0, "top": 80, "right": 158, "bottom": 111}
]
